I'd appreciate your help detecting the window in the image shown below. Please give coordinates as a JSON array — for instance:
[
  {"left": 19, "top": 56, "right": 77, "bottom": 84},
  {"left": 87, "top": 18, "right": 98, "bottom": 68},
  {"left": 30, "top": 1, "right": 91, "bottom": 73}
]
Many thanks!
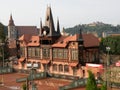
[
  {"left": 34, "top": 41, "right": 37, "bottom": 43},
  {"left": 29, "top": 40, "right": 32, "bottom": 43},
  {"left": 86, "top": 51, "right": 89, "bottom": 62},
  {"left": 63, "top": 49, "right": 68, "bottom": 59},
  {"left": 31, "top": 47, "right": 35, "bottom": 57},
  {"left": 53, "top": 49, "right": 57, "bottom": 58},
  {"left": 42, "top": 48, "right": 50, "bottom": 58},
  {"left": 28, "top": 47, "right": 31, "bottom": 57},
  {"left": 71, "top": 49, "right": 78, "bottom": 60},
  {"left": 28, "top": 47, "right": 40, "bottom": 58},
  {"left": 35, "top": 47, "right": 40, "bottom": 57},
  {"left": 64, "top": 65, "right": 69, "bottom": 73},
  {"left": 53, "top": 64, "right": 57, "bottom": 71},
  {"left": 58, "top": 49, "right": 63, "bottom": 59},
  {"left": 59, "top": 64, "right": 63, "bottom": 72},
  {"left": 73, "top": 67, "right": 77, "bottom": 75},
  {"left": 20, "top": 47, "right": 25, "bottom": 56},
  {"left": 37, "top": 62, "right": 41, "bottom": 69}
]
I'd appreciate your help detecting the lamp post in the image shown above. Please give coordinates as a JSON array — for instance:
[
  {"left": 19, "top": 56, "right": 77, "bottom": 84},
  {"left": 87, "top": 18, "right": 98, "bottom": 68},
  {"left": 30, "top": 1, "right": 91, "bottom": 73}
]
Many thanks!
[
  {"left": 27, "top": 63, "right": 38, "bottom": 90},
  {"left": 106, "top": 46, "right": 110, "bottom": 90},
  {"left": 0, "top": 40, "right": 5, "bottom": 85}
]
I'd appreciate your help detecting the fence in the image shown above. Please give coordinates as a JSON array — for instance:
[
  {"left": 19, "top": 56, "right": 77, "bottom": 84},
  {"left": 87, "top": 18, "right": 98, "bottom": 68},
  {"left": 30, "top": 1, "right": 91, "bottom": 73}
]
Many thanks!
[
  {"left": 0, "top": 67, "right": 13, "bottom": 74},
  {"left": 16, "top": 72, "right": 47, "bottom": 83},
  {"left": 59, "top": 78, "right": 86, "bottom": 90}
]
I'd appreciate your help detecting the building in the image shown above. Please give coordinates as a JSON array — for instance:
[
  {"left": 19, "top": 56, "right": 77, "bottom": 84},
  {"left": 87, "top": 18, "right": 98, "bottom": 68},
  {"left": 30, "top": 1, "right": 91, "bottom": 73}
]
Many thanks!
[
  {"left": 7, "top": 14, "right": 39, "bottom": 57},
  {"left": 15, "top": 6, "right": 100, "bottom": 78},
  {"left": 102, "top": 31, "right": 120, "bottom": 38}
]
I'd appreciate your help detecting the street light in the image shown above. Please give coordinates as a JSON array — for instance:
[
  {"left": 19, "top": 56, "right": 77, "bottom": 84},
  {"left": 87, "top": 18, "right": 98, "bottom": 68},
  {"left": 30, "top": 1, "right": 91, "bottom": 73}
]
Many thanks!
[
  {"left": 27, "top": 63, "right": 38, "bottom": 90},
  {"left": 106, "top": 46, "right": 111, "bottom": 90},
  {"left": 0, "top": 40, "right": 5, "bottom": 85}
]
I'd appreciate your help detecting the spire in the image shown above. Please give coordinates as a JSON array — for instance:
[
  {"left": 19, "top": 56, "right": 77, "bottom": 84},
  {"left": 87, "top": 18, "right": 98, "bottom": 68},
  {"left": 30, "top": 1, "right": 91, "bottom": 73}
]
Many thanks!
[
  {"left": 40, "top": 18, "right": 42, "bottom": 29},
  {"left": 8, "top": 14, "right": 15, "bottom": 26},
  {"left": 78, "top": 28, "right": 83, "bottom": 43},
  {"left": 45, "top": 6, "right": 55, "bottom": 36},
  {"left": 40, "top": 18, "right": 42, "bottom": 36},
  {"left": 78, "top": 28, "right": 84, "bottom": 65},
  {"left": 57, "top": 18, "right": 61, "bottom": 35}
]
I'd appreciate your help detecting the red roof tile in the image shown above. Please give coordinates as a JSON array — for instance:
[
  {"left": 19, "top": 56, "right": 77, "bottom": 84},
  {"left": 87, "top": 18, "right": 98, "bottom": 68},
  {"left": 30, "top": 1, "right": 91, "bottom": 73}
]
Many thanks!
[
  {"left": 19, "top": 34, "right": 32, "bottom": 46},
  {"left": 40, "top": 60, "right": 50, "bottom": 64},
  {"left": 69, "top": 62, "right": 78, "bottom": 67},
  {"left": 27, "top": 36, "right": 40, "bottom": 46},
  {"left": 18, "top": 57, "right": 25, "bottom": 62},
  {"left": 52, "top": 34, "right": 99, "bottom": 48},
  {"left": 16, "top": 26, "right": 39, "bottom": 37},
  {"left": 52, "top": 36, "right": 68, "bottom": 47}
]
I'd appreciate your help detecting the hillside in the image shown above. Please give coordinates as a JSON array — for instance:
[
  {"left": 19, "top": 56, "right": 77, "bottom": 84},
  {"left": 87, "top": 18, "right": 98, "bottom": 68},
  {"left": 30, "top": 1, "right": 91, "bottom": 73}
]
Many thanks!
[{"left": 64, "top": 22, "right": 120, "bottom": 37}]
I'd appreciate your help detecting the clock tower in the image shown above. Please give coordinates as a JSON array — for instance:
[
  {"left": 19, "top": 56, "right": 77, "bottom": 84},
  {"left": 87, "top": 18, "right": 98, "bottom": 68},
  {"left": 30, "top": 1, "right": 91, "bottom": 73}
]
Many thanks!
[{"left": 40, "top": 6, "right": 61, "bottom": 45}]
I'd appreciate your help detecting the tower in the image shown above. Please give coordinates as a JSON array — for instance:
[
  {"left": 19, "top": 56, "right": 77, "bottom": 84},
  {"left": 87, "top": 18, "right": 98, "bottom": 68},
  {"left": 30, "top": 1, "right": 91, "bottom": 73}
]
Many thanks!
[
  {"left": 8, "top": 14, "right": 16, "bottom": 40},
  {"left": 40, "top": 6, "right": 61, "bottom": 44},
  {"left": 45, "top": 6, "right": 55, "bottom": 36},
  {"left": 57, "top": 18, "right": 61, "bottom": 36},
  {"left": 78, "top": 28, "right": 84, "bottom": 65}
]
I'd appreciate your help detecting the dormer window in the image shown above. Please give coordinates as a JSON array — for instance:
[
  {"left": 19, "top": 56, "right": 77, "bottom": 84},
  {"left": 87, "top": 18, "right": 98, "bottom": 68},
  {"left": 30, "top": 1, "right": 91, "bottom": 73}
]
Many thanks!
[
  {"left": 73, "top": 42, "right": 75, "bottom": 45},
  {"left": 60, "top": 41, "right": 63, "bottom": 44},
  {"left": 34, "top": 41, "right": 37, "bottom": 43},
  {"left": 29, "top": 40, "right": 32, "bottom": 43}
]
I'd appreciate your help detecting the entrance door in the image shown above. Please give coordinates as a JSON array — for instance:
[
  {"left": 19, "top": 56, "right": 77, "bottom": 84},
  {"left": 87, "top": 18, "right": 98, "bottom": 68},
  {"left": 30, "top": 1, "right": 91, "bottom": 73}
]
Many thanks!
[
  {"left": 43, "top": 64, "right": 47, "bottom": 71},
  {"left": 73, "top": 67, "right": 77, "bottom": 76}
]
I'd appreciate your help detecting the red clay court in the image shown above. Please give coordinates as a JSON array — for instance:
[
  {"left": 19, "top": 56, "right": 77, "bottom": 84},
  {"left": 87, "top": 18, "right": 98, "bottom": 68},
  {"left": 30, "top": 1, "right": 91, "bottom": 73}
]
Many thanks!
[
  {"left": 0, "top": 73, "right": 119, "bottom": 90},
  {"left": 0, "top": 73, "right": 84, "bottom": 90}
]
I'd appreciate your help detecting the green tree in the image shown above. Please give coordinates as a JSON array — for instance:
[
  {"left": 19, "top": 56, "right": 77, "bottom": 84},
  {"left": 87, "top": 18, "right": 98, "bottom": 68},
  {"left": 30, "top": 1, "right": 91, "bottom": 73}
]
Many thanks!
[
  {"left": 86, "top": 70, "right": 98, "bottom": 90},
  {"left": 22, "top": 83, "right": 27, "bottom": 90},
  {"left": 0, "top": 23, "right": 6, "bottom": 41},
  {"left": 100, "top": 36, "right": 120, "bottom": 55},
  {"left": 0, "top": 23, "right": 9, "bottom": 63},
  {"left": 100, "top": 82, "right": 107, "bottom": 90},
  {"left": 64, "top": 22, "right": 120, "bottom": 37}
]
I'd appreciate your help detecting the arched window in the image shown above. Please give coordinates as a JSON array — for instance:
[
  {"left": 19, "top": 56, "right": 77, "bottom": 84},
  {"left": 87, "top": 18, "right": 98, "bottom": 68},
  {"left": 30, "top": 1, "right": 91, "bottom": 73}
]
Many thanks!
[
  {"left": 64, "top": 65, "right": 69, "bottom": 73},
  {"left": 37, "top": 62, "right": 41, "bottom": 69},
  {"left": 59, "top": 64, "right": 63, "bottom": 72},
  {"left": 53, "top": 64, "right": 57, "bottom": 71}
]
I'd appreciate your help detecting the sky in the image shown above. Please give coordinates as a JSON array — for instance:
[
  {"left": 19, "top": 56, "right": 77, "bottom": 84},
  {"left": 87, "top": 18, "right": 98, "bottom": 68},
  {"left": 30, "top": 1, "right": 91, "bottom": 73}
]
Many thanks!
[{"left": 0, "top": 0, "right": 120, "bottom": 29}]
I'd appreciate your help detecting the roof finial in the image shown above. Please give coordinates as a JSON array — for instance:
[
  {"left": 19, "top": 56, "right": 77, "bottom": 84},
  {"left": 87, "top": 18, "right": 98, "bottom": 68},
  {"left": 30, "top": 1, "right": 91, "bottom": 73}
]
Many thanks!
[
  {"left": 39, "top": 18, "right": 42, "bottom": 36},
  {"left": 40, "top": 18, "right": 42, "bottom": 29},
  {"left": 57, "top": 17, "right": 60, "bottom": 33},
  {"left": 8, "top": 13, "right": 15, "bottom": 26}
]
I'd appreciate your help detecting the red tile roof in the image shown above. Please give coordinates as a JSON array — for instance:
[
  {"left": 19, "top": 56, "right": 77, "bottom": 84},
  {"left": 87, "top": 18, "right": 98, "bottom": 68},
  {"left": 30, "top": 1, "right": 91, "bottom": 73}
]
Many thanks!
[
  {"left": 52, "top": 34, "right": 99, "bottom": 48},
  {"left": 19, "top": 33, "right": 99, "bottom": 48},
  {"left": 19, "top": 34, "right": 32, "bottom": 45},
  {"left": 18, "top": 57, "right": 25, "bottom": 62},
  {"left": 16, "top": 26, "right": 39, "bottom": 37},
  {"left": 27, "top": 36, "right": 40, "bottom": 46},
  {"left": 52, "top": 36, "right": 68, "bottom": 47},
  {"left": 69, "top": 62, "right": 78, "bottom": 67},
  {"left": 83, "top": 34, "right": 99, "bottom": 47},
  {"left": 40, "top": 60, "right": 50, "bottom": 64}
]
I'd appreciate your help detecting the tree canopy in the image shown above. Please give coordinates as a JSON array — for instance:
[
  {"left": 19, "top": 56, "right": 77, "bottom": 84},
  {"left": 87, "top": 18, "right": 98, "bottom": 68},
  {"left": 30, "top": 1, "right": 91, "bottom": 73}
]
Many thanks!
[
  {"left": 100, "top": 36, "right": 120, "bottom": 55},
  {"left": 64, "top": 22, "right": 120, "bottom": 37},
  {"left": 0, "top": 23, "right": 9, "bottom": 62},
  {"left": 86, "top": 70, "right": 98, "bottom": 90},
  {"left": 0, "top": 23, "right": 6, "bottom": 42}
]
